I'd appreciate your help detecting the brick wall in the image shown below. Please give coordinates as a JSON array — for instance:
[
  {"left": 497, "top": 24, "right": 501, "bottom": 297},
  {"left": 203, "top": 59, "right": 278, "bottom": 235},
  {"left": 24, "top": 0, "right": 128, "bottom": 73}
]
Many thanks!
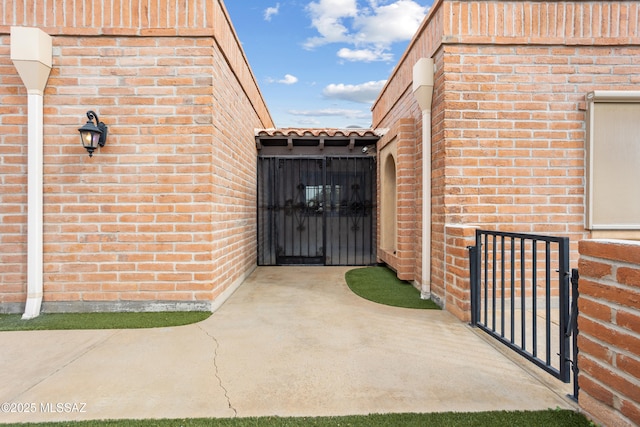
[
  {"left": 443, "top": 225, "right": 476, "bottom": 322},
  {"left": 377, "top": 119, "right": 416, "bottom": 281},
  {"left": 0, "top": 0, "right": 273, "bottom": 312},
  {"left": 0, "top": 31, "right": 24, "bottom": 308},
  {"left": 371, "top": 0, "right": 640, "bottom": 319},
  {"left": 578, "top": 239, "right": 640, "bottom": 427}
]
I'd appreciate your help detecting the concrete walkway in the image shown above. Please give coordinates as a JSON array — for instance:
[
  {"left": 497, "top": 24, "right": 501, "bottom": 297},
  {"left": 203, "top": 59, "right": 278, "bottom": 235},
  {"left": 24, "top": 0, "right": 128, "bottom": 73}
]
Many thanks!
[{"left": 0, "top": 266, "right": 576, "bottom": 424}]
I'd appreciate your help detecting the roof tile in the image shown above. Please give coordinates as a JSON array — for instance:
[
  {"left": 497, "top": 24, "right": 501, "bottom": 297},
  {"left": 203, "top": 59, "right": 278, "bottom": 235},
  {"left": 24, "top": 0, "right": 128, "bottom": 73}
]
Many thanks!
[{"left": 255, "top": 128, "right": 386, "bottom": 138}]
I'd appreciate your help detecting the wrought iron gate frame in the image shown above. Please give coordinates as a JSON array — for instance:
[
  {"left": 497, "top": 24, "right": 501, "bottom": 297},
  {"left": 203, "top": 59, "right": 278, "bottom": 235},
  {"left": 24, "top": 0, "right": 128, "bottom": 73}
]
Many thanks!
[
  {"left": 257, "top": 155, "right": 376, "bottom": 266},
  {"left": 469, "top": 229, "right": 577, "bottom": 392}
]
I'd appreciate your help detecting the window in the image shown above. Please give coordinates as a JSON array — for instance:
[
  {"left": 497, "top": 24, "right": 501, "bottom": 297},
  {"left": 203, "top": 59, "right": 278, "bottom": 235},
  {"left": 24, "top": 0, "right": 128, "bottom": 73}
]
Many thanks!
[{"left": 586, "top": 91, "right": 640, "bottom": 230}]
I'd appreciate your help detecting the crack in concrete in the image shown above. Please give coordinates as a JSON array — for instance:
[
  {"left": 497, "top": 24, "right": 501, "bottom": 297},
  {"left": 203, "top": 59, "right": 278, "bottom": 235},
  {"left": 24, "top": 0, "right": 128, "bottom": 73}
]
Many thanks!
[{"left": 198, "top": 325, "right": 237, "bottom": 417}]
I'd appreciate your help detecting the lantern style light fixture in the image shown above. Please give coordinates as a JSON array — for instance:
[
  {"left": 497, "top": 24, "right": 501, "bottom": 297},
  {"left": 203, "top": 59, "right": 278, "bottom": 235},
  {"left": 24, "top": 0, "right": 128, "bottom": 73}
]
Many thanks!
[{"left": 78, "top": 110, "right": 107, "bottom": 157}]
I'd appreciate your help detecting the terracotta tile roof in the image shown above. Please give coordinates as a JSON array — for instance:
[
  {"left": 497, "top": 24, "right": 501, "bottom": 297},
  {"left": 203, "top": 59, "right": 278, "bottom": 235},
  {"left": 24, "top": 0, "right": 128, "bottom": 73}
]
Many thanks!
[{"left": 255, "top": 128, "right": 386, "bottom": 138}]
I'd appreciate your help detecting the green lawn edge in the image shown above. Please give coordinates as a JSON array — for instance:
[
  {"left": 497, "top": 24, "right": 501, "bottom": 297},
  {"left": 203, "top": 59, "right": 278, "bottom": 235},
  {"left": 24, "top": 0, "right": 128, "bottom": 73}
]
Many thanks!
[
  {"left": 345, "top": 266, "right": 440, "bottom": 309},
  {"left": 0, "top": 311, "right": 211, "bottom": 331},
  {"left": 1, "top": 410, "right": 592, "bottom": 427}
]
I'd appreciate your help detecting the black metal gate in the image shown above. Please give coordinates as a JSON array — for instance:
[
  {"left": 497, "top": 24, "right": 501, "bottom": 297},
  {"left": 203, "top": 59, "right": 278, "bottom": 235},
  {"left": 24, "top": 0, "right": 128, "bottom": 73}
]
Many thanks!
[
  {"left": 469, "top": 229, "right": 578, "bottom": 391},
  {"left": 258, "top": 156, "right": 376, "bottom": 266}
]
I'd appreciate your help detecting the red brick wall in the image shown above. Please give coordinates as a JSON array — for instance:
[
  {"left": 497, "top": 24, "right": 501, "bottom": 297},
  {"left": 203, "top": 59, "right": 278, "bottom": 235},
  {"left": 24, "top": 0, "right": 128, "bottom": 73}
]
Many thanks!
[
  {"left": 372, "top": 0, "right": 640, "bottom": 319},
  {"left": 0, "top": 1, "right": 273, "bottom": 312},
  {"left": 443, "top": 225, "right": 476, "bottom": 322},
  {"left": 578, "top": 239, "right": 640, "bottom": 427},
  {"left": 0, "top": 24, "right": 23, "bottom": 306}
]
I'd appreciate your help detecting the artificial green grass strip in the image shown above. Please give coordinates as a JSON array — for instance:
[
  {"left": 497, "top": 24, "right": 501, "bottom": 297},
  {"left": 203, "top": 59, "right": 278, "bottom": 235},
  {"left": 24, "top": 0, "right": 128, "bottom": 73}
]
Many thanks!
[
  {"left": 0, "top": 311, "right": 211, "bottom": 331},
  {"left": 0, "top": 410, "right": 591, "bottom": 426},
  {"left": 345, "top": 266, "right": 440, "bottom": 309}
]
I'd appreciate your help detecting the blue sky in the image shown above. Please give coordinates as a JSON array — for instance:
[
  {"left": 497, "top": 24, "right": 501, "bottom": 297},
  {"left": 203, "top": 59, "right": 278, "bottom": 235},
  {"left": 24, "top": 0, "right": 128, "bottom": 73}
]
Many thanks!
[{"left": 224, "top": 0, "right": 434, "bottom": 129}]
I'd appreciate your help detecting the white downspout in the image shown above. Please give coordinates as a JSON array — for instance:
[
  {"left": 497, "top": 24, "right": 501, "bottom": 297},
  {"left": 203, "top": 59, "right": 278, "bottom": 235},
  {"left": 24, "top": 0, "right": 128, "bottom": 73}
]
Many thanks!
[
  {"left": 11, "top": 27, "right": 53, "bottom": 319},
  {"left": 412, "top": 58, "right": 434, "bottom": 300}
]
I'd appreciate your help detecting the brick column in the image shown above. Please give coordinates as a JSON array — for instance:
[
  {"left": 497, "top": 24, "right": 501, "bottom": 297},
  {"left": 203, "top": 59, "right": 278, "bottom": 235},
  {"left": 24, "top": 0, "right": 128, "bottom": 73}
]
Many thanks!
[
  {"left": 577, "top": 239, "right": 640, "bottom": 427},
  {"left": 443, "top": 225, "right": 477, "bottom": 321}
]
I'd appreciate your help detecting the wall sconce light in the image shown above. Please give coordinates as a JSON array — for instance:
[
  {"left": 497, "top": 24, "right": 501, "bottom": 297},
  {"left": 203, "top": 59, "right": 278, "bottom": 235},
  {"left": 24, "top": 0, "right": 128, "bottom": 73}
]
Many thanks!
[{"left": 78, "top": 110, "right": 107, "bottom": 157}]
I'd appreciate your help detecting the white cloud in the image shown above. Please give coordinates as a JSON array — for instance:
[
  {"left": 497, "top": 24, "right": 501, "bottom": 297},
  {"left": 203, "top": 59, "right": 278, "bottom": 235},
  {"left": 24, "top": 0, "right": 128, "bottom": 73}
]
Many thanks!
[
  {"left": 267, "top": 74, "right": 299, "bottom": 85},
  {"left": 288, "top": 108, "right": 370, "bottom": 120},
  {"left": 304, "top": 0, "right": 429, "bottom": 62},
  {"left": 353, "top": 0, "right": 427, "bottom": 45},
  {"left": 322, "top": 80, "right": 387, "bottom": 104},
  {"left": 337, "top": 47, "right": 393, "bottom": 62},
  {"left": 304, "top": 0, "right": 358, "bottom": 48},
  {"left": 264, "top": 3, "right": 280, "bottom": 21},
  {"left": 295, "top": 117, "right": 322, "bottom": 126},
  {"left": 279, "top": 74, "right": 299, "bottom": 84}
]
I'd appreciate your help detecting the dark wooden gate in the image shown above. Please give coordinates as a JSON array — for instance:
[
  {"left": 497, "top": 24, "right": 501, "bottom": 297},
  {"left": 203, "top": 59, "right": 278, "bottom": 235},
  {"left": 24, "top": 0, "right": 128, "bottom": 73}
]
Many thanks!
[{"left": 258, "top": 156, "right": 376, "bottom": 266}]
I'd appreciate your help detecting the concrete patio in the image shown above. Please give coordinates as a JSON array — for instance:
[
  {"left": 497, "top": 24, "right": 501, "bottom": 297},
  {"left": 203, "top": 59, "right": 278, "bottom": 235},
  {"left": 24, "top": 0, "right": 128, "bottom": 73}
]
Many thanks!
[{"left": 0, "top": 266, "right": 576, "bottom": 424}]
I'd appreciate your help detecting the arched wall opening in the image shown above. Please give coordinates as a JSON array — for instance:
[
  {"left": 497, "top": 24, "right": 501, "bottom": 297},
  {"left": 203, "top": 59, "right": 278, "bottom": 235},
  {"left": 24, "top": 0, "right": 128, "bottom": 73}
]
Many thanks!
[
  {"left": 381, "top": 151, "right": 397, "bottom": 253},
  {"left": 375, "top": 119, "right": 416, "bottom": 281}
]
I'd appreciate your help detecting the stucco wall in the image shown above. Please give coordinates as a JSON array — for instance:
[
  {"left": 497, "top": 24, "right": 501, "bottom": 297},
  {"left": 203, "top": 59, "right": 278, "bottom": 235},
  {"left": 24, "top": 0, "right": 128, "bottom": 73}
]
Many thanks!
[
  {"left": 0, "top": 0, "right": 273, "bottom": 312},
  {"left": 372, "top": 0, "right": 640, "bottom": 316}
]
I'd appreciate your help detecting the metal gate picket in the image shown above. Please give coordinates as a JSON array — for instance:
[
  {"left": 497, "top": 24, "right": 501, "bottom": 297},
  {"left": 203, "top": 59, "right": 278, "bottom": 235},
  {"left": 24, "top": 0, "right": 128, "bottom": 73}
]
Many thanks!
[{"left": 469, "top": 229, "right": 574, "bottom": 386}]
